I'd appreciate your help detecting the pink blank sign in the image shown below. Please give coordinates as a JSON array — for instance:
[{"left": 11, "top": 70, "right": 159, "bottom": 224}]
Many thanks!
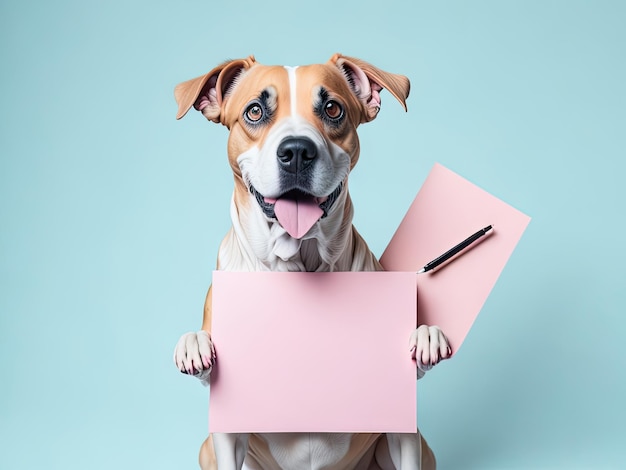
[{"left": 209, "top": 271, "right": 418, "bottom": 433}]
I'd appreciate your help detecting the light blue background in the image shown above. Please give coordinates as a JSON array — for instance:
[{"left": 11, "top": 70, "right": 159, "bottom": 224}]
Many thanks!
[{"left": 1, "top": 1, "right": 624, "bottom": 469}]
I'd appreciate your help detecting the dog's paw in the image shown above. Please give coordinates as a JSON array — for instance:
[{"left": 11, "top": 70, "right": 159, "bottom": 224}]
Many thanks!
[
  {"left": 173, "top": 330, "right": 216, "bottom": 384},
  {"left": 409, "top": 325, "right": 451, "bottom": 374}
]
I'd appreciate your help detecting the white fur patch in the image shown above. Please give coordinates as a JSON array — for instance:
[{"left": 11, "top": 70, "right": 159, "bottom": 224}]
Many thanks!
[
  {"left": 266, "top": 433, "right": 351, "bottom": 469},
  {"left": 284, "top": 65, "right": 299, "bottom": 117}
]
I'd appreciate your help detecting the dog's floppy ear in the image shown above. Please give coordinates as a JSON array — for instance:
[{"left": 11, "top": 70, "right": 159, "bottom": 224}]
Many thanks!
[
  {"left": 174, "top": 55, "right": 257, "bottom": 123},
  {"left": 329, "top": 53, "right": 410, "bottom": 122}
]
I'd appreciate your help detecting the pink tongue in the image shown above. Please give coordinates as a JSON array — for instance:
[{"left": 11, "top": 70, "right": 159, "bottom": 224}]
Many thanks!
[{"left": 273, "top": 196, "right": 324, "bottom": 239}]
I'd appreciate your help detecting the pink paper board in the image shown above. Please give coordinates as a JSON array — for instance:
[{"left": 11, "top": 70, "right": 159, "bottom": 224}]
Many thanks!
[
  {"left": 209, "top": 271, "right": 418, "bottom": 433},
  {"left": 380, "top": 163, "right": 531, "bottom": 354}
]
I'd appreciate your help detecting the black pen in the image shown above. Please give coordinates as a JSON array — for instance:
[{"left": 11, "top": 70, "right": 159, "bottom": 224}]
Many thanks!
[{"left": 417, "top": 225, "right": 493, "bottom": 274}]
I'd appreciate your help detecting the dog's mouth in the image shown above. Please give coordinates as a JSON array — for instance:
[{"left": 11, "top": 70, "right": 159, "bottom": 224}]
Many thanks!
[{"left": 250, "top": 184, "right": 343, "bottom": 239}]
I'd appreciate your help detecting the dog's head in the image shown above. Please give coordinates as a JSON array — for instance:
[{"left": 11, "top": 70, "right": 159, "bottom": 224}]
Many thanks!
[{"left": 175, "top": 54, "right": 409, "bottom": 265}]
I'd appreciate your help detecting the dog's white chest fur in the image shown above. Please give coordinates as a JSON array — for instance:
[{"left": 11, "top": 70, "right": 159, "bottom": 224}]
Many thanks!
[{"left": 263, "top": 433, "right": 351, "bottom": 469}]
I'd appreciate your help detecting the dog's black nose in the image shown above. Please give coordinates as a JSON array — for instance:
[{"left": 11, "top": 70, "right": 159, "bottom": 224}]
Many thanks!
[{"left": 277, "top": 137, "right": 317, "bottom": 174}]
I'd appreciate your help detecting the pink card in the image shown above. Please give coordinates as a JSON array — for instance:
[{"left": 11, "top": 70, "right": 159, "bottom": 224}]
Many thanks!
[
  {"left": 209, "top": 271, "right": 418, "bottom": 433},
  {"left": 380, "top": 163, "right": 531, "bottom": 354}
]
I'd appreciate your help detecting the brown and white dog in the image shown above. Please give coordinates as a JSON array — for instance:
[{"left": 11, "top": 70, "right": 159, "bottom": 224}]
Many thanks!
[{"left": 173, "top": 54, "right": 451, "bottom": 470}]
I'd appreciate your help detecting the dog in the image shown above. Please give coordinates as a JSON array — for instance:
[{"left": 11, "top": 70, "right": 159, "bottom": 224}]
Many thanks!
[{"left": 173, "top": 54, "right": 451, "bottom": 470}]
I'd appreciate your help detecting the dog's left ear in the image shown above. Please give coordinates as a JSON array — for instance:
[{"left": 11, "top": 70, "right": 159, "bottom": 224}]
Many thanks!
[{"left": 329, "top": 53, "right": 410, "bottom": 122}]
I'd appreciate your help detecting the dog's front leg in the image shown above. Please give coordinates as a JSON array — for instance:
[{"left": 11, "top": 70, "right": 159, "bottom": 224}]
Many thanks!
[
  {"left": 173, "top": 286, "right": 216, "bottom": 385},
  {"left": 212, "top": 433, "right": 250, "bottom": 470},
  {"left": 385, "top": 433, "right": 420, "bottom": 470},
  {"left": 384, "top": 431, "right": 437, "bottom": 470}
]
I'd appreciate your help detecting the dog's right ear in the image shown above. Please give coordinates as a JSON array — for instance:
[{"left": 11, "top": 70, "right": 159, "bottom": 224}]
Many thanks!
[{"left": 174, "top": 56, "right": 257, "bottom": 123}]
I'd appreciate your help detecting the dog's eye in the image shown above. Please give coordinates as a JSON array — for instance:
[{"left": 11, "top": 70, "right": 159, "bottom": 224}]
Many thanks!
[
  {"left": 324, "top": 100, "right": 343, "bottom": 120},
  {"left": 245, "top": 104, "right": 264, "bottom": 122}
]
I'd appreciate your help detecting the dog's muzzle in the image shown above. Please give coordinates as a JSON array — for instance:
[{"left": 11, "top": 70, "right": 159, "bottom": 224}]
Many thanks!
[{"left": 247, "top": 136, "right": 344, "bottom": 239}]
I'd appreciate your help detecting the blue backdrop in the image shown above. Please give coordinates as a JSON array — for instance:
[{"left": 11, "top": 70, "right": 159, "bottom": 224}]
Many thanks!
[{"left": 1, "top": 1, "right": 624, "bottom": 468}]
